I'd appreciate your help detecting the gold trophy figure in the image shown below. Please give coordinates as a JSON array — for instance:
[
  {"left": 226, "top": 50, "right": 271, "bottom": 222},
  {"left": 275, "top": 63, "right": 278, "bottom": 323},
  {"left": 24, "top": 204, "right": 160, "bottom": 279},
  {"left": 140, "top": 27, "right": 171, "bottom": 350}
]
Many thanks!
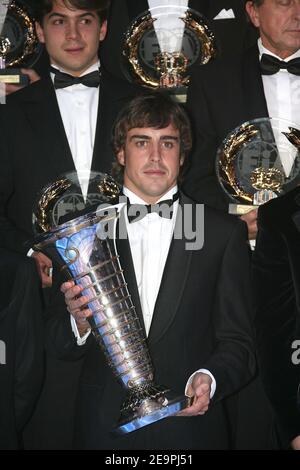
[
  {"left": 122, "top": 6, "right": 217, "bottom": 101},
  {"left": 0, "top": 1, "right": 41, "bottom": 85},
  {"left": 217, "top": 118, "right": 300, "bottom": 215}
]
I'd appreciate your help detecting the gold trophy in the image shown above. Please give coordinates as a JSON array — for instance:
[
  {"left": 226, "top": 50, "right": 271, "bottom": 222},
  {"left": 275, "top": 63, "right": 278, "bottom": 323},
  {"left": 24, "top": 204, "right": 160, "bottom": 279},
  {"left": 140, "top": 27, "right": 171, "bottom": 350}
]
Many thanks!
[
  {"left": 0, "top": 0, "right": 41, "bottom": 85},
  {"left": 122, "top": 6, "right": 217, "bottom": 101},
  {"left": 216, "top": 118, "right": 300, "bottom": 215}
]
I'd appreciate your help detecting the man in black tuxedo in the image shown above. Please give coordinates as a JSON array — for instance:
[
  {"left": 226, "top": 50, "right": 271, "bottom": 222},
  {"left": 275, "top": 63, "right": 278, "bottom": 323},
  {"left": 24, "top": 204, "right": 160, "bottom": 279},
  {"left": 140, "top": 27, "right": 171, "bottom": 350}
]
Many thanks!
[
  {"left": 0, "top": 0, "right": 141, "bottom": 450},
  {"left": 0, "top": 0, "right": 140, "bottom": 287},
  {"left": 46, "top": 92, "right": 255, "bottom": 449},
  {"left": 182, "top": 0, "right": 300, "bottom": 449},
  {"left": 253, "top": 188, "right": 300, "bottom": 450},
  {"left": 100, "top": 0, "right": 257, "bottom": 81},
  {"left": 182, "top": 0, "right": 300, "bottom": 239}
]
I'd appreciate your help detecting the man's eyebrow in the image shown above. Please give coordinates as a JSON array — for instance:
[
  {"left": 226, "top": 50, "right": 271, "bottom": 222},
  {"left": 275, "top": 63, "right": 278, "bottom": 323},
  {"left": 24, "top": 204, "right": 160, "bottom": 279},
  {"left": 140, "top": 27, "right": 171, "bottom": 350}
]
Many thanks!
[
  {"left": 129, "top": 135, "right": 179, "bottom": 141},
  {"left": 47, "top": 12, "right": 97, "bottom": 19},
  {"left": 160, "top": 136, "right": 179, "bottom": 141},
  {"left": 130, "top": 135, "right": 151, "bottom": 141}
]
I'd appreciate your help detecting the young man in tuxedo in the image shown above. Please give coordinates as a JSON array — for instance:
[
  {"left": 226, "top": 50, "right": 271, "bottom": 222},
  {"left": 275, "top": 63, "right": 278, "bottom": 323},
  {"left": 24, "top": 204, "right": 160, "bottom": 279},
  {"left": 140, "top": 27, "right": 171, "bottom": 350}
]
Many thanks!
[
  {"left": 46, "top": 92, "right": 255, "bottom": 449},
  {"left": 253, "top": 187, "right": 300, "bottom": 450},
  {"left": 183, "top": 0, "right": 300, "bottom": 240},
  {"left": 0, "top": 0, "right": 140, "bottom": 288}
]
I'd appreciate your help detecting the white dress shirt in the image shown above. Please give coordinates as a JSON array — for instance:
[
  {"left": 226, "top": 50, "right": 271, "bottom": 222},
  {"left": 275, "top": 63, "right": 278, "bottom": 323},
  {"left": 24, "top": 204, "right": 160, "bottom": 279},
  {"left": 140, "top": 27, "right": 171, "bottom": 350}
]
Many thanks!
[
  {"left": 51, "top": 61, "right": 100, "bottom": 198},
  {"left": 258, "top": 39, "right": 300, "bottom": 176},
  {"left": 71, "top": 185, "right": 216, "bottom": 398},
  {"left": 124, "top": 185, "right": 179, "bottom": 335},
  {"left": 27, "top": 62, "right": 100, "bottom": 257}
]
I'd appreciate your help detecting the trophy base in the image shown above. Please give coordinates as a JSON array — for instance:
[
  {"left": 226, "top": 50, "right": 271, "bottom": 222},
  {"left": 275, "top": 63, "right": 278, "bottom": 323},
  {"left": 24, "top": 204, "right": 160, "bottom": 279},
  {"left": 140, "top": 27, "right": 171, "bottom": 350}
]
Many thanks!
[
  {"left": 229, "top": 204, "right": 258, "bottom": 216},
  {"left": 114, "top": 393, "right": 189, "bottom": 435},
  {"left": 0, "top": 69, "right": 29, "bottom": 85}
]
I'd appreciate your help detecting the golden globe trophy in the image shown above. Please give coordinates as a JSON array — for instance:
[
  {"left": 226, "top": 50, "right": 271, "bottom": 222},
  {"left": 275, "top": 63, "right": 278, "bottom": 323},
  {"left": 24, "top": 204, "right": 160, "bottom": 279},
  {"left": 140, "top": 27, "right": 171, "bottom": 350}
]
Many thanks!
[
  {"left": 32, "top": 172, "right": 189, "bottom": 435},
  {"left": 122, "top": 5, "right": 217, "bottom": 101},
  {"left": 216, "top": 118, "right": 300, "bottom": 215},
  {"left": 0, "top": 0, "right": 41, "bottom": 86}
]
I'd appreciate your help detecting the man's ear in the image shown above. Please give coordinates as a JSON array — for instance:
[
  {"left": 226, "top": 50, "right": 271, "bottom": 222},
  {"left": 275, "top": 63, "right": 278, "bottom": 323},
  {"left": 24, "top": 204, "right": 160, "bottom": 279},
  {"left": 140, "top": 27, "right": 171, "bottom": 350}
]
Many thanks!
[
  {"left": 117, "top": 148, "right": 125, "bottom": 166},
  {"left": 99, "top": 19, "right": 107, "bottom": 42},
  {"left": 35, "top": 21, "right": 45, "bottom": 44},
  {"left": 179, "top": 155, "right": 185, "bottom": 167},
  {"left": 245, "top": 1, "right": 260, "bottom": 28}
]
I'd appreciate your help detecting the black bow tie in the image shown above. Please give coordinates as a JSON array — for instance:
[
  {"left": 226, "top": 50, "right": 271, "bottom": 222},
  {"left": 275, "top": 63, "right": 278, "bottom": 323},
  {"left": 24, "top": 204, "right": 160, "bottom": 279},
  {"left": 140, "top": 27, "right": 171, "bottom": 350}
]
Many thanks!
[
  {"left": 50, "top": 66, "right": 101, "bottom": 89},
  {"left": 127, "top": 192, "right": 179, "bottom": 224},
  {"left": 260, "top": 53, "right": 300, "bottom": 76}
]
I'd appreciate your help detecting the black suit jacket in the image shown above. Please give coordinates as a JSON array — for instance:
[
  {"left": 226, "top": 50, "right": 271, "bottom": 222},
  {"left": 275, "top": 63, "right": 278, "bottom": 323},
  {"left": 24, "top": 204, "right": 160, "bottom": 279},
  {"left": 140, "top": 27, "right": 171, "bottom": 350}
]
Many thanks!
[
  {"left": 100, "top": 0, "right": 257, "bottom": 80},
  {"left": 0, "top": 69, "right": 139, "bottom": 254},
  {"left": 45, "top": 195, "right": 255, "bottom": 449},
  {"left": 253, "top": 188, "right": 300, "bottom": 443},
  {"left": 207, "top": 1, "right": 258, "bottom": 60},
  {"left": 182, "top": 45, "right": 270, "bottom": 210},
  {"left": 0, "top": 252, "right": 44, "bottom": 449}
]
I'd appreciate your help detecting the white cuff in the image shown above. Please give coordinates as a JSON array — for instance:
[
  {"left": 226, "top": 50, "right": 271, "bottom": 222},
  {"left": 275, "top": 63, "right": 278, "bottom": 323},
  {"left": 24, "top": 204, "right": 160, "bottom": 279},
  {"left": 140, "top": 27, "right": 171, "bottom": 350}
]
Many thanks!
[
  {"left": 185, "top": 368, "right": 216, "bottom": 399},
  {"left": 70, "top": 314, "right": 91, "bottom": 346},
  {"left": 27, "top": 248, "right": 34, "bottom": 257}
]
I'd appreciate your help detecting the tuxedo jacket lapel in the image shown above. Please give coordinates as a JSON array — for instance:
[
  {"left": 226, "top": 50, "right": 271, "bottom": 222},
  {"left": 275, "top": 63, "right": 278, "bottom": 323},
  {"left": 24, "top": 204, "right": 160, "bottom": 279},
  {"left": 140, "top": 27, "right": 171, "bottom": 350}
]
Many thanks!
[
  {"left": 90, "top": 81, "right": 103, "bottom": 178},
  {"left": 21, "top": 77, "right": 75, "bottom": 178},
  {"left": 242, "top": 46, "right": 269, "bottom": 120},
  {"left": 116, "top": 215, "right": 147, "bottom": 337},
  {"left": 91, "top": 72, "right": 116, "bottom": 175},
  {"left": 147, "top": 195, "right": 194, "bottom": 347}
]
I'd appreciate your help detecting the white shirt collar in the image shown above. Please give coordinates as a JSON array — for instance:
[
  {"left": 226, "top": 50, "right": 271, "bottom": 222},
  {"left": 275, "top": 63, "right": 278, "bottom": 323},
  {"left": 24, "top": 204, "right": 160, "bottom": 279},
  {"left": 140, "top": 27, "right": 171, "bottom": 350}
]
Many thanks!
[
  {"left": 258, "top": 38, "right": 300, "bottom": 62},
  {"left": 123, "top": 185, "right": 178, "bottom": 205}
]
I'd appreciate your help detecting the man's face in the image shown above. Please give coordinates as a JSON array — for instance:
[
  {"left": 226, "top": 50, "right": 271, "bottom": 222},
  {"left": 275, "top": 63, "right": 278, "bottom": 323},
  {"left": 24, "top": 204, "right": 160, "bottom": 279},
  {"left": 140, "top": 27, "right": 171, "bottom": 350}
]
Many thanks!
[
  {"left": 246, "top": 0, "right": 300, "bottom": 58},
  {"left": 117, "top": 125, "right": 184, "bottom": 204},
  {"left": 36, "top": 0, "right": 107, "bottom": 75}
]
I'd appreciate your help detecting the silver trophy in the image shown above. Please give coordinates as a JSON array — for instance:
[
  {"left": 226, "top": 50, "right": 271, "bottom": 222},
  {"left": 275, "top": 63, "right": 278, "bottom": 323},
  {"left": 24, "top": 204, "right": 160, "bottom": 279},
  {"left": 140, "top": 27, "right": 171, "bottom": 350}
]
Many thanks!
[{"left": 32, "top": 173, "right": 188, "bottom": 434}]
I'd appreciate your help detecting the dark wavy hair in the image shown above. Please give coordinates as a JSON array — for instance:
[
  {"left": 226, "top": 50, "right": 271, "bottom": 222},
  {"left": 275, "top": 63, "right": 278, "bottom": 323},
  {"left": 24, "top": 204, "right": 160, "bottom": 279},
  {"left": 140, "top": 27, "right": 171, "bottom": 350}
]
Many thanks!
[
  {"left": 111, "top": 92, "right": 193, "bottom": 184},
  {"left": 35, "top": 0, "right": 110, "bottom": 24}
]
